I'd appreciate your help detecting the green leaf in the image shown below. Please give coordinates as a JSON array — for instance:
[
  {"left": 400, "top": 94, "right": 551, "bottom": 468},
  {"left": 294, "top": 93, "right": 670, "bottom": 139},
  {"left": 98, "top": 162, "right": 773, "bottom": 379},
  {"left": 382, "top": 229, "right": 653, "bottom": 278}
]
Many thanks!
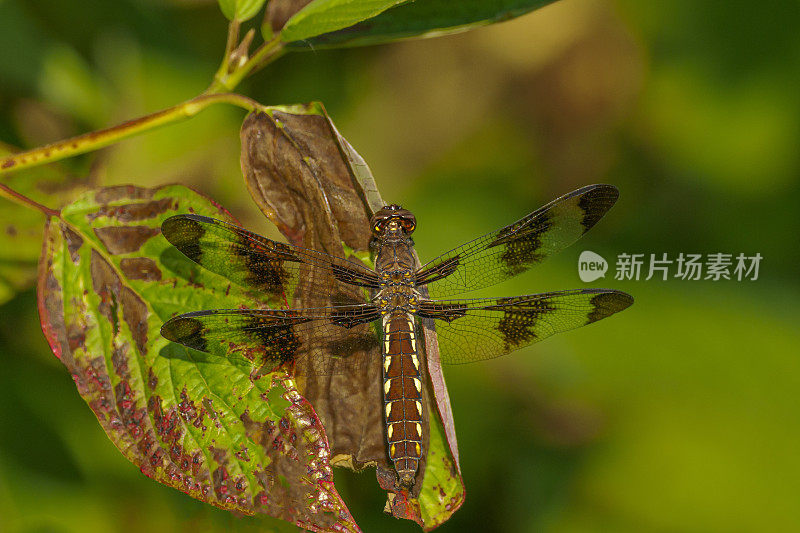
[
  {"left": 38, "top": 185, "right": 360, "bottom": 532},
  {"left": 287, "top": 0, "right": 559, "bottom": 49},
  {"left": 280, "top": 0, "right": 410, "bottom": 43},
  {"left": 417, "top": 412, "right": 464, "bottom": 528},
  {"left": 217, "top": 0, "right": 268, "bottom": 22}
]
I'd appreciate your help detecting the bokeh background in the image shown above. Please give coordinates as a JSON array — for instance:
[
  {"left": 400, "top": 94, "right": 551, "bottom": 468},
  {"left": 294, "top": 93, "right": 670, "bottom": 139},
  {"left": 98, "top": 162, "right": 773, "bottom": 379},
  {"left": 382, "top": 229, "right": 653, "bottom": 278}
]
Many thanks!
[{"left": 1, "top": 0, "right": 799, "bottom": 531}]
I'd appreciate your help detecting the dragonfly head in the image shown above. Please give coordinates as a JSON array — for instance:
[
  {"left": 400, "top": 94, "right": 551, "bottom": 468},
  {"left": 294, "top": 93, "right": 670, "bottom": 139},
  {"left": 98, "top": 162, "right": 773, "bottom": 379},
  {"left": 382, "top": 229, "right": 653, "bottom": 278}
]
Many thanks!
[{"left": 371, "top": 204, "right": 416, "bottom": 237}]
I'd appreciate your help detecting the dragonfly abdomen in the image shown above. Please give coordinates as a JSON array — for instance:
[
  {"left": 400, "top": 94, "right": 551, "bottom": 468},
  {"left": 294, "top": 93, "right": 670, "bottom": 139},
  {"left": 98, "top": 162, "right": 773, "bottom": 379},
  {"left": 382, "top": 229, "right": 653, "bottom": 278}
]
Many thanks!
[{"left": 381, "top": 312, "right": 423, "bottom": 487}]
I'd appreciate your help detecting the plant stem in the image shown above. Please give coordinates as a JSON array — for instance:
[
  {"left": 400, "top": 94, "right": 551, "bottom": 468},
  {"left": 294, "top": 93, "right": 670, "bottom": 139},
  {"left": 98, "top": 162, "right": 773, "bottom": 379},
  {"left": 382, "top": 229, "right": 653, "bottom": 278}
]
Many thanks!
[
  {"left": 0, "top": 93, "right": 265, "bottom": 176},
  {"left": 0, "top": 182, "right": 60, "bottom": 217},
  {"left": 0, "top": 24, "right": 286, "bottom": 216},
  {"left": 213, "top": 19, "right": 241, "bottom": 84},
  {"left": 206, "top": 36, "right": 285, "bottom": 94}
]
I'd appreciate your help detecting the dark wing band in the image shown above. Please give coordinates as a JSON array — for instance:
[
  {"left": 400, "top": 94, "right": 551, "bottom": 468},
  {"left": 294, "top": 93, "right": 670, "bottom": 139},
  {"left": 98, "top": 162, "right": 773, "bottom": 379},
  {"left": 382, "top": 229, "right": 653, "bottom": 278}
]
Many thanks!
[
  {"left": 416, "top": 289, "right": 633, "bottom": 364},
  {"left": 161, "top": 304, "right": 382, "bottom": 375},
  {"left": 161, "top": 214, "right": 380, "bottom": 306},
  {"left": 415, "top": 185, "right": 619, "bottom": 298}
]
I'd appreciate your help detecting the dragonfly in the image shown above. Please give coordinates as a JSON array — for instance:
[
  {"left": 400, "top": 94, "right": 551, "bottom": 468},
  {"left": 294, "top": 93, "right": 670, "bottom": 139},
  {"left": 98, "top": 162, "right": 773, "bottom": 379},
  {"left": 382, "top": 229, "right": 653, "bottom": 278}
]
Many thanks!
[{"left": 160, "top": 184, "right": 633, "bottom": 488}]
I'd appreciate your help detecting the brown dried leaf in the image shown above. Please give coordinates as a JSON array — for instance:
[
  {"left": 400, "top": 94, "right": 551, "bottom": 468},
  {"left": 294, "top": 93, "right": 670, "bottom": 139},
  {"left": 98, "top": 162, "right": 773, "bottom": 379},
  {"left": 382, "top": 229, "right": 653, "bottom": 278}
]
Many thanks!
[
  {"left": 240, "top": 105, "right": 464, "bottom": 528},
  {"left": 241, "top": 106, "right": 384, "bottom": 470}
]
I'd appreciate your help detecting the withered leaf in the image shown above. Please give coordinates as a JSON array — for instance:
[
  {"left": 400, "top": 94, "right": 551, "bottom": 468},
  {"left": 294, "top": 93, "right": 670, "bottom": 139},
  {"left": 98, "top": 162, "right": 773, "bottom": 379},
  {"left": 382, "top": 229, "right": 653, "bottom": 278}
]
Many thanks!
[{"left": 241, "top": 104, "right": 464, "bottom": 529}]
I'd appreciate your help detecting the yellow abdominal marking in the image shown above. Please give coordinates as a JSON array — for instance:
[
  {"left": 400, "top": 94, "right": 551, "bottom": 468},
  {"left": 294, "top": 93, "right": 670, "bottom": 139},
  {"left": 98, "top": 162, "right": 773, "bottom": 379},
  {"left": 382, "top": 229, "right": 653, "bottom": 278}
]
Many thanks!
[
  {"left": 413, "top": 378, "right": 422, "bottom": 392},
  {"left": 390, "top": 444, "right": 396, "bottom": 456},
  {"left": 383, "top": 356, "right": 391, "bottom": 372},
  {"left": 415, "top": 422, "right": 422, "bottom": 436},
  {"left": 415, "top": 443, "right": 421, "bottom": 455},
  {"left": 415, "top": 401, "right": 422, "bottom": 414},
  {"left": 384, "top": 380, "right": 391, "bottom": 394},
  {"left": 385, "top": 403, "right": 392, "bottom": 418},
  {"left": 411, "top": 353, "right": 419, "bottom": 368},
  {"left": 388, "top": 425, "right": 394, "bottom": 438}
]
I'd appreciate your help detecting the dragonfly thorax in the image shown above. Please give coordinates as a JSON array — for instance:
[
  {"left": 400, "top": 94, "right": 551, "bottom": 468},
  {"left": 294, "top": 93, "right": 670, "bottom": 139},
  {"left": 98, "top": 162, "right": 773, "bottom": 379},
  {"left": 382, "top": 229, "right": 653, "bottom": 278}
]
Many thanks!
[
  {"left": 375, "top": 284, "right": 419, "bottom": 315},
  {"left": 380, "top": 269, "right": 414, "bottom": 284}
]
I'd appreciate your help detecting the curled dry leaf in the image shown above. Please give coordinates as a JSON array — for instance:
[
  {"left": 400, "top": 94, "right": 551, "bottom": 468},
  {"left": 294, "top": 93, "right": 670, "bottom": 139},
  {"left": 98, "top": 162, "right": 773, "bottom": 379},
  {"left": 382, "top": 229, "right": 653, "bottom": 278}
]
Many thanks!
[
  {"left": 38, "top": 184, "right": 359, "bottom": 532},
  {"left": 241, "top": 106, "right": 464, "bottom": 529}
]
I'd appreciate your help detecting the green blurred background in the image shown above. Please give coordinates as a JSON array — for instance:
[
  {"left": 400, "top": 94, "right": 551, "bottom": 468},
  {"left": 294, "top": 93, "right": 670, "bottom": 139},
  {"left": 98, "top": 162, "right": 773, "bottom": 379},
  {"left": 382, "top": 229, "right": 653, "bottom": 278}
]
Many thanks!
[{"left": 1, "top": 0, "right": 799, "bottom": 531}]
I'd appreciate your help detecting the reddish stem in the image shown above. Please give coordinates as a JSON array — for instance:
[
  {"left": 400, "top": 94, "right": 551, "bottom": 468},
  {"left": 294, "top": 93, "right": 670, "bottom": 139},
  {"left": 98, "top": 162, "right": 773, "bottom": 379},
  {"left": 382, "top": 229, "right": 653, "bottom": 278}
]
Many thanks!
[{"left": 0, "top": 182, "right": 60, "bottom": 217}]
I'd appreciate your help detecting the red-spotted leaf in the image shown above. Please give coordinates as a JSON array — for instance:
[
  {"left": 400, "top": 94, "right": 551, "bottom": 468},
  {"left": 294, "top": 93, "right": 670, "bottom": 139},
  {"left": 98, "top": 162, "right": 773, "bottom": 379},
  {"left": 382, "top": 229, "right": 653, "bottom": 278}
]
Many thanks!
[
  {"left": 241, "top": 107, "right": 465, "bottom": 529},
  {"left": 38, "top": 185, "right": 359, "bottom": 532}
]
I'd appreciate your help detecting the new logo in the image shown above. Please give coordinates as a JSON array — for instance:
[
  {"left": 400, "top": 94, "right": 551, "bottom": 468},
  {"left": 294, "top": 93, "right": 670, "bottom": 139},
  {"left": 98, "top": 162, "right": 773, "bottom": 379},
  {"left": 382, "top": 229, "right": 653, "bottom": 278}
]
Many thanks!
[{"left": 578, "top": 251, "right": 608, "bottom": 282}]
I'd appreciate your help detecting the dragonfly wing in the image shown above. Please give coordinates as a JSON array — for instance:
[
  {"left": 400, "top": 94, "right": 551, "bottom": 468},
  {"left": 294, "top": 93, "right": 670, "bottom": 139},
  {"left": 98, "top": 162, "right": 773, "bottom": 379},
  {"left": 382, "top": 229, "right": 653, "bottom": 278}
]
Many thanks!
[
  {"left": 415, "top": 185, "right": 619, "bottom": 298},
  {"left": 416, "top": 289, "right": 633, "bottom": 364},
  {"left": 161, "top": 304, "right": 382, "bottom": 375},
  {"left": 161, "top": 214, "right": 380, "bottom": 305}
]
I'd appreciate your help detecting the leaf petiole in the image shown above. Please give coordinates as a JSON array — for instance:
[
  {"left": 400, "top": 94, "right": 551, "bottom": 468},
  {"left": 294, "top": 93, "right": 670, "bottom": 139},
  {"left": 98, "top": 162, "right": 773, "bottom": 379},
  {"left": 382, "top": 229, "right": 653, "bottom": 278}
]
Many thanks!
[{"left": 0, "top": 181, "right": 60, "bottom": 217}]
